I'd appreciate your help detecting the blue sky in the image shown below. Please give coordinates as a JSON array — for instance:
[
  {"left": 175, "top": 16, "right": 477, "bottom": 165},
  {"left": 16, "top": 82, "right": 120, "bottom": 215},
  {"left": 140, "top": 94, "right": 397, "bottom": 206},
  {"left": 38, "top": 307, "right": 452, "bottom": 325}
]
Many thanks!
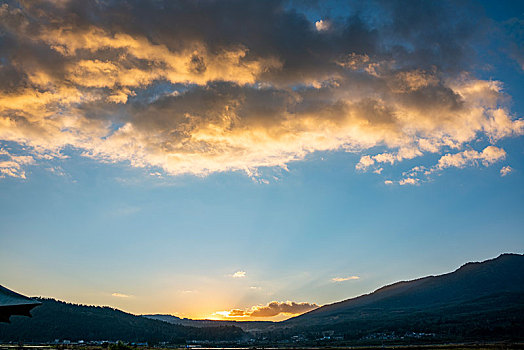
[{"left": 0, "top": 0, "right": 523, "bottom": 320}]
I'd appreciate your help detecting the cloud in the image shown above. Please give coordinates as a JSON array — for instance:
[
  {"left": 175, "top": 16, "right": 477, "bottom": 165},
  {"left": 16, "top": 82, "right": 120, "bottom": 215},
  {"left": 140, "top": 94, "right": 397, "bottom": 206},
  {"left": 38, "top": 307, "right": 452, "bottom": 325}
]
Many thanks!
[
  {"left": 111, "top": 292, "right": 132, "bottom": 298},
  {"left": 249, "top": 301, "right": 319, "bottom": 317},
  {"left": 385, "top": 146, "right": 511, "bottom": 185},
  {"left": 502, "top": 17, "right": 524, "bottom": 71},
  {"left": 215, "top": 301, "right": 318, "bottom": 318},
  {"left": 113, "top": 206, "right": 141, "bottom": 216},
  {"left": 436, "top": 146, "right": 506, "bottom": 169},
  {"left": 179, "top": 290, "right": 197, "bottom": 294},
  {"left": 0, "top": 148, "right": 35, "bottom": 179},
  {"left": 231, "top": 270, "right": 246, "bottom": 278},
  {"left": 332, "top": 276, "right": 360, "bottom": 282},
  {"left": 226, "top": 309, "right": 248, "bottom": 317},
  {"left": 46, "top": 166, "right": 67, "bottom": 177},
  {"left": 315, "top": 20, "right": 330, "bottom": 32},
  {"left": 398, "top": 178, "right": 420, "bottom": 186},
  {"left": 0, "top": 1, "right": 522, "bottom": 181},
  {"left": 388, "top": 145, "right": 507, "bottom": 185},
  {"left": 500, "top": 165, "right": 513, "bottom": 177}
]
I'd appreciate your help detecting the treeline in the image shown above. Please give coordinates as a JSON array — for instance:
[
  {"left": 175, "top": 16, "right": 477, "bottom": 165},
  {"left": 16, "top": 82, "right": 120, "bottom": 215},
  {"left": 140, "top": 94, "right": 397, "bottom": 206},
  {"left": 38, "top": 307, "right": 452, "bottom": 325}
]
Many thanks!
[{"left": 0, "top": 298, "right": 244, "bottom": 344}]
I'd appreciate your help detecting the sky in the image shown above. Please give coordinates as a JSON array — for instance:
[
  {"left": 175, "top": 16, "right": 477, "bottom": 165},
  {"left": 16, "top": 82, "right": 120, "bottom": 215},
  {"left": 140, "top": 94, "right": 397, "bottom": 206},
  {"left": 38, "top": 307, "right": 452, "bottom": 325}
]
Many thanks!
[{"left": 0, "top": 0, "right": 523, "bottom": 321}]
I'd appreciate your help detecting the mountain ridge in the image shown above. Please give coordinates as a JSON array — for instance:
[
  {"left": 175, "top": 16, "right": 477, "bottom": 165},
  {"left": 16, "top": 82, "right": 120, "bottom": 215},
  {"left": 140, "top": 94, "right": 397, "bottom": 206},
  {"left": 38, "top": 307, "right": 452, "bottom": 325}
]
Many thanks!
[
  {"left": 142, "top": 314, "right": 275, "bottom": 332},
  {"left": 282, "top": 253, "right": 524, "bottom": 332}
]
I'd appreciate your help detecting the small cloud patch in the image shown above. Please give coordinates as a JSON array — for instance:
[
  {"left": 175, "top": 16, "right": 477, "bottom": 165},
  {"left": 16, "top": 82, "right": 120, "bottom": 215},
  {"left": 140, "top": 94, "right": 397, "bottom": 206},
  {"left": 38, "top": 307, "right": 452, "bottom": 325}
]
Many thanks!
[
  {"left": 112, "top": 292, "right": 132, "bottom": 298},
  {"left": 315, "top": 19, "right": 331, "bottom": 31},
  {"left": 231, "top": 270, "right": 246, "bottom": 278},
  {"left": 332, "top": 276, "right": 360, "bottom": 282},
  {"left": 500, "top": 165, "right": 513, "bottom": 176}
]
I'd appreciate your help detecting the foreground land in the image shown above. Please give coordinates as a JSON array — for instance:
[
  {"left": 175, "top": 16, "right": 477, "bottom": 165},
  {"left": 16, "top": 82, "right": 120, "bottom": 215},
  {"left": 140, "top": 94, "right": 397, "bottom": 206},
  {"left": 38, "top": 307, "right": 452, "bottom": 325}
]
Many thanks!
[{"left": 1, "top": 343, "right": 524, "bottom": 350}]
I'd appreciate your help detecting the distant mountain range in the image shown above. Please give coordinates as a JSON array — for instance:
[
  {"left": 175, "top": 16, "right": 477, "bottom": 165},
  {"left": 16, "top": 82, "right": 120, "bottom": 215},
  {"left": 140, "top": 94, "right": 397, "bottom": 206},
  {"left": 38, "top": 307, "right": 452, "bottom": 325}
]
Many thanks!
[
  {"left": 1, "top": 253, "right": 523, "bottom": 344},
  {"left": 142, "top": 314, "right": 274, "bottom": 332}
]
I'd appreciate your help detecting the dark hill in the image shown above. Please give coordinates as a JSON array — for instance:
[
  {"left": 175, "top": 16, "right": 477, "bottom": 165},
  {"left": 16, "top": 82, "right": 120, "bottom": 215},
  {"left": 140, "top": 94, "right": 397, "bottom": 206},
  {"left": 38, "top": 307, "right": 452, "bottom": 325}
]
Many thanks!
[
  {"left": 0, "top": 298, "right": 244, "bottom": 343},
  {"left": 143, "top": 314, "right": 274, "bottom": 332},
  {"left": 281, "top": 253, "right": 524, "bottom": 341}
]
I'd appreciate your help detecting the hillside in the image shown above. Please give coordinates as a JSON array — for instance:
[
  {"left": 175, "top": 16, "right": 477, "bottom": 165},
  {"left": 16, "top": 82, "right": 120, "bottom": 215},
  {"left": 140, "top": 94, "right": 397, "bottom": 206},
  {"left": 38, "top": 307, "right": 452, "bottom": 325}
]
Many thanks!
[
  {"left": 279, "top": 253, "right": 524, "bottom": 341},
  {"left": 0, "top": 298, "right": 244, "bottom": 344}
]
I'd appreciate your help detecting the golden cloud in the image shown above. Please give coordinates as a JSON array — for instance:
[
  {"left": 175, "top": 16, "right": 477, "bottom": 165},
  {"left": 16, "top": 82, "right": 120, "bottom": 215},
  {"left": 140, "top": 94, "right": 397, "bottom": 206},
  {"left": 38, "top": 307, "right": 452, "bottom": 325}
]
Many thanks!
[
  {"left": 40, "top": 26, "right": 281, "bottom": 89},
  {"left": 215, "top": 301, "right": 319, "bottom": 318},
  {"left": 0, "top": 1, "right": 522, "bottom": 181}
]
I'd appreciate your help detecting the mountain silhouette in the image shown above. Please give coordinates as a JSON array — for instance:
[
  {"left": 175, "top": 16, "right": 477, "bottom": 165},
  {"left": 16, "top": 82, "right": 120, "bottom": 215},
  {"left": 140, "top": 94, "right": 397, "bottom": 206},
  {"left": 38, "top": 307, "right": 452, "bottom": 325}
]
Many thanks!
[{"left": 280, "top": 253, "right": 524, "bottom": 340}]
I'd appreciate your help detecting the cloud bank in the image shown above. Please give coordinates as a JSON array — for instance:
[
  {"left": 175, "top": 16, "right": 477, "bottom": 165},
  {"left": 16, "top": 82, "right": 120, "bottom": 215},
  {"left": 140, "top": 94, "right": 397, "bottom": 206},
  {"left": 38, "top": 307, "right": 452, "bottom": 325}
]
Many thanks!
[
  {"left": 0, "top": 0, "right": 522, "bottom": 180},
  {"left": 216, "top": 301, "right": 318, "bottom": 318}
]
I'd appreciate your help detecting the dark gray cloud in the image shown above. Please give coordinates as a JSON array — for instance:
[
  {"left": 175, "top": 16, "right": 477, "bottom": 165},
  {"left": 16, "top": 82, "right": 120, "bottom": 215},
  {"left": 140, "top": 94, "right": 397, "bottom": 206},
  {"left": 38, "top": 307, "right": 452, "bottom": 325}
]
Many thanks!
[
  {"left": 0, "top": 0, "right": 521, "bottom": 179},
  {"left": 249, "top": 301, "right": 318, "bottom": 317},
  {"left": 219, "top": 301, "right": 318, "bottom": 318},
  {"left": 1, "top": 0, "right": 485, "bottom": 86},
  {"left": 502, "top": 16, "right": 524, "bottom": 70}
]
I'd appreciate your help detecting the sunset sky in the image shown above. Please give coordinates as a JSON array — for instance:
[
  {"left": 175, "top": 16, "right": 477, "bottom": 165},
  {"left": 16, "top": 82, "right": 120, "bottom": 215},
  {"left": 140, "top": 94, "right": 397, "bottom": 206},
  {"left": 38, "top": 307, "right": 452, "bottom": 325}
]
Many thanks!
[{"left": 0, "top": 0, "right": 523, "bottom": 321}]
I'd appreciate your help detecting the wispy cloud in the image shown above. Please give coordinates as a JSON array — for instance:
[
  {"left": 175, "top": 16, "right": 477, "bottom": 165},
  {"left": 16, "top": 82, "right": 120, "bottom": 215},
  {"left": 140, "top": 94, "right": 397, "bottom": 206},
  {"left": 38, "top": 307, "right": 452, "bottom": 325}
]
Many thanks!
[
  {"left": 214, "top": 301, "right": 318, "bottom": 318},
  {"left": 113, "top": 206, "right": 141, "bottom": 217},
  {"left": 111, "top": 292, "right": 132, "bottom": 298},
  {"left": 332, "top": 276, "right": 360, "bottom": 282}
]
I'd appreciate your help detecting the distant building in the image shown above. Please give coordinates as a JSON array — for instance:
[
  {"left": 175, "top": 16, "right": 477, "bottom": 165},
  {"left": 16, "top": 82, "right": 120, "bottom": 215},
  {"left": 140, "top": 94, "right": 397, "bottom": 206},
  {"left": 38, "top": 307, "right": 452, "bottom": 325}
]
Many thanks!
[
  {"left": 0, "top": 284, "right": 42, "bottom": 323},
  {"left": 321, "top": 330, "right": 334, "bottom": 339}
]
